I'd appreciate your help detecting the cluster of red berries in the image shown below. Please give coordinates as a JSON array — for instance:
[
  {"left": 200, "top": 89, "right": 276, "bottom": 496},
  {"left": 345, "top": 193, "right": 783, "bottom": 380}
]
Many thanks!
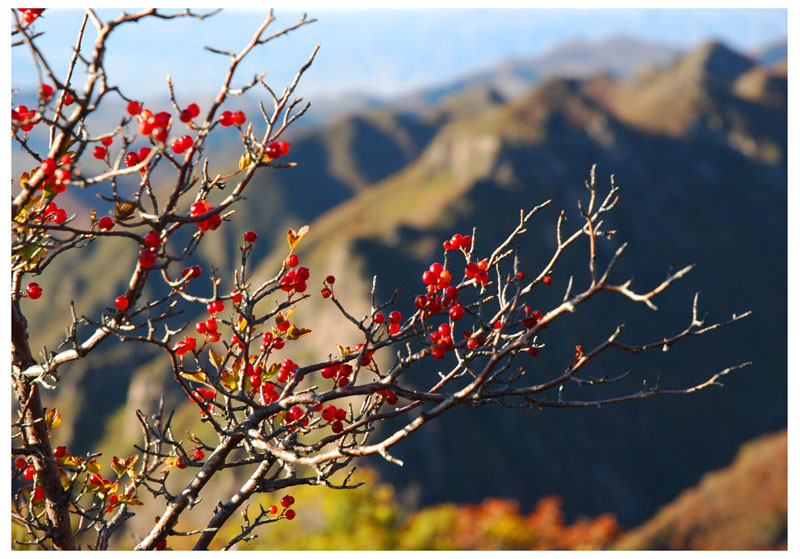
[
  {"left": 195, "top": 315, "right": 221, "bottom": 343},
  {"left": 219, "top": 110, "right": 246, "bottom": 127},
  {"left": 134, "top": 106, "right": 172, "bottom": 144},
  {"left": 191, "top": 387, "right": 216, "bottom": 415},
  {"left": 171, "top": 135, "right": 194, "bottom": 155},
  {"left": 377, "top": 389, "right": 398, "bottom": 406},
  {"left": 320, "top": 274, "right": 335, "bottom": 299},
  {"left": 373, "top": 310, "right": 403, "bottom": 335},
  {"left": 429, "top": 323, "right": 456, "bottom": 360},
  {"left": 175, "top": 448, "right": 205, "bottom": 470},
  {"left": 88, "top": 472, "right": 114, "bottom": 494},
  {"left": 422, "top": 261, "right": 452, "bottom": 292},
  {"left": 17, "top": 8, "right": 44, "bottom": 25},
  {"left": 12, "top": 104, "right": 38, "bottom": 134},
  {"left": 190, "top": 200, "right": 222, "bottom": 231},
  {"left": 320, "top": 362, "right": 354, "bottom": 388},
  {"left": 279, "top": 266, "right": 310, "bottom": 294},
  {"left": 36, "top": 155, "right": 73, "bottom": 193},
  {"left": 320, "top": 405, "right": 348, "bottom": 433},
  {"left": 174, "top": 336, "right": 197, "bottom": 356},
  {"left": 179, "top": 103, "right": 201, "bottom": 123},
  {"left": 443, "top": 233, "right": 473, "bottom": 252},
  {"left": 264, "top": 141, "right": 291, "bottom": 161},
  {"left": 181, "top": 265, "right": 202, "bottom": 281},
  {"left": 26, "top": 283, "right": 42, "bottom": 299},
  {"left": 42, "top": 201, "right": 68, "bottom": 225},
  {"left": 465, "top": 259, "right": 490, "bottom": 285},
  {"left": 273, "top": 495, "right": 296, "bottom": 520},
  {"left": 260, "top": 331, "right": 286, "bottom": 353},
  {"left": 124, "top": 146, "right": 151, "bottom": 168},
  {"left": 414, "top": 286, "right": 463, "bottom": 321},
  {"left": 276, "top": 359, "right": 299, "bottom": 383},
  {"left": 92, "top": 137, "right": 113, "bottom": 160},
  {"left": 256, "top": 380, "right": 280, "bottom": 405},
  {"left": 523, "top": 307, "right": 543, "bottom": 329},
  {"left": 465, "top": 331, "right": 487, "bottom": 350},
  {"left": 354, "top": 342, "right": 376, "bottom": 367}
]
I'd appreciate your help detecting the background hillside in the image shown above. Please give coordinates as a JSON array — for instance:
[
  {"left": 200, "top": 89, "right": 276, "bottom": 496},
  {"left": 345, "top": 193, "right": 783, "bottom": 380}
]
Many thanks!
[{"left": 15, "top": 31, "right": 787, "bottom": 544}]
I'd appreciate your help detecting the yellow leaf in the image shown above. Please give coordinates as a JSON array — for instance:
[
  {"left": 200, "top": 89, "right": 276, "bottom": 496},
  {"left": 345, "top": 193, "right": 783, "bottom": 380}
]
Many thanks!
[
  {"left": 239, "top": 153, "right": 252, "bottom": 170},
  {"left": 285, "top": 325, "right": 312, "bottom": 341},
  {"left": 237, "top": 315, "right": 248, "bottom": 333},
  {"left": 287, "top": 225, "right": 310, "bottom": 251},
  {"left": 86, "top": 458, "right": 101, "bottom": 474},
  {"left": 114, "top": 201, "right": 136, "bottom": 221},
  {"left": 337, "top": 344, "right": 351, "bottom": 357},
  {"left": 208, "top": 349, "right": 223, "bottom": 371},
  {"left": 111, "top": 455, "right": 139, "bottom": 478},
  {"left": 45, "top": 408, "right": 62, "bottom": 430},
  {"left": 180, "top": 370, "right": 211, "bottom": 386}
]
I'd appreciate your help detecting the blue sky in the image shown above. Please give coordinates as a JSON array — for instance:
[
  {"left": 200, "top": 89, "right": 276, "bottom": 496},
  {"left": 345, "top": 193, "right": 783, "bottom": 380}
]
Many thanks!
[{"left": 11, "top": 8, "right": 787, "bottom": 103}]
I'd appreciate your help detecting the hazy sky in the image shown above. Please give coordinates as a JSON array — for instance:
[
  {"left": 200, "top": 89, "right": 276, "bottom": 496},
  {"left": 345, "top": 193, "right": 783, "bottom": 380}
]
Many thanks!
[{"left": 11, "top": 8, "right": 787, "bottom": 103}]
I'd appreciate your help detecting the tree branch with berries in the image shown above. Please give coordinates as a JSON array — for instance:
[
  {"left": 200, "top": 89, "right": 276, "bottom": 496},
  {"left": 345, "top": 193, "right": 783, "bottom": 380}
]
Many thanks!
[{"left": 11, "top": 8, "right": 751, "bottom": 551}]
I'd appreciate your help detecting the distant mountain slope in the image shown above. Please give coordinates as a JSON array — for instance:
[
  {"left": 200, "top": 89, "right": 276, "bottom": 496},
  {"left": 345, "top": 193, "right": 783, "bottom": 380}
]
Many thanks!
[
  {"left": 615, "top": 430, "right": 787, "bottom": 550},
  {"left": 270, "top": 41, "right": 785, "bottom": 525}
]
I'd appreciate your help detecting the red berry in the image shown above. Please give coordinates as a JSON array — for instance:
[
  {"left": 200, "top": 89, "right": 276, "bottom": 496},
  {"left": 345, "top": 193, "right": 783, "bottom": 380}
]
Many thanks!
[
  {"left": 388, "top": 323, "right": 400, "bottom": 335},
  {"left": 244, "top": 230, "right": 258, "bottom": 243},
  {"left": 101, "top": 137, "right": 113, "bottom": 147},
  {"left": 334, "top": 408, "right": 347, "bottom": 421},
  {"left": 187, "top": 103, "right": 200, "bottom": 118},
  {"left": 40, "top": 158, "right": 57, "bottom": 175},
  {"left": 280, "top": 495, "right": 295, "bottom": 508},
  {"left": 32, "top": 486, "right": 44, "bottom": 501},
  {"left": 53, "top": 209, "right": 68, "bottom": 225},
  {"left": 219, "top": 111, "right": 233, "bottom": 127},
  {"left": 97, "top": 216, "right": 114, "bottom": 231},
  {"left": 389, "top": 311, "right": 402, "bottom": 324},
  {"left": 232, "top": 290, "right": 243, "bottom": 304},
  {"left": 543, "top": 275, "right": 552, "bottom": 285},
  {"left": 24, "top": 464, "right": 35, "bottom": 480},
  {"left": 331, "top": 420, "right": 343, "bottom": 434},
  {"left": 139, "top": 249, "right": 157, "bottom": 268},
  {"left": 277, "top": 141, "right": 290, "bottom": 156},
  {"left": 127, "top": 101, "right": 142, "bottom": 116},
  {"left": 124, "top": 151, "right": 139, "bottom": 167},
  {"left": 325, "top": 275, "right": 335, "bottom": 285},
  {"left": 179, "top": 109, "right": 193, "bottom": 123},
  {"left": 269, "top": 505, "right": 278, "bottom": 515},
  {"left": 115, "top": 296, "right": 129, "bottom": 311},
  {"left": 40, "top": 84, "right": 54, "bottom": 101},
  {"left": 109, "top": 494, "right": 119, "bottom": 506},
  {"left": 431, "top": 345, "right": 446, "bottom": 360},
  {"left": 445, "top": 286, "right": 459, "bottom": 300},
  {"left": 54, "top": 168, "right": 71, "bottom": 184},
  {"left": 528, "top": 347, "right": 540, "bottom": 357},
  {"left": 144, "top": 231, "right": 161, "bottom": 249},
  {"left": 26, "top": 283, "right": 42, "bottom": 299},
  {"left": 53, "top": 446, "right": 66, "bottom": 459},
  {"left": 213, "top": 300, "right": 225, "bottom": 313},
  {"left": 196, "top": 321, "right": 207, "bottom": 334},
  {"left": 373, "top": 313, "right": 385, "bottom": 324},
  {"left": 175, "top": 456, "right": 186, "bottom": 469},
  {"left": 15, "top": 457, "right": 26, "bottom": 470},
  {"left": 296, "top": 266, "right": 310, "bottom": 281},
  {"left": 137, "top": 146, "right": 151, "bottom": 161},
  {"left": 155, "top": 540, "right": 167, "bottom": 551},
  {"left": 265, "top": 142, "right": 281, "bottom": 159},
  {"left": 321, "top": 287, "right": 332, "bottom": 298},
  {"left": 461, "top": 235, "right": 473, "bottom": 249},
  {"left": 63, "top": 92, "right": 74, "bottom": 105},
  {"left": 205, "top": 318, "right": 218, "bottom": 331},
  {"left": 232, "top": 111, "right": 246, "bottom": 126},
  {"left": 322, "top": 405, "right": 336, "bottom": 421},
  {"left": 449, "top": 304, "right": 464, "bottom": 321},
  {"left": 285, "top": 509, "right": 296, "bottom": 520},
  {"left": 285, "top": 254, "right": 299, "bottom": 267},
  {"left": 517, "top": 271, "right": 525, "bottom": 281}
]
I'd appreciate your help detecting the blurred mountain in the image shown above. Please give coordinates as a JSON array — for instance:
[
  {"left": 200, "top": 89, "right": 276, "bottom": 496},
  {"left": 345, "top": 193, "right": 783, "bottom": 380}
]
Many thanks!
[
  {"left": 615, "top": 429, "right": 787, "bottom": 550},
  {"left": 751, "top": 37, "right": 787, "bottom": 67},
  {"left": 23, "top": 37, "right": 786, "bottom": 533}
]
